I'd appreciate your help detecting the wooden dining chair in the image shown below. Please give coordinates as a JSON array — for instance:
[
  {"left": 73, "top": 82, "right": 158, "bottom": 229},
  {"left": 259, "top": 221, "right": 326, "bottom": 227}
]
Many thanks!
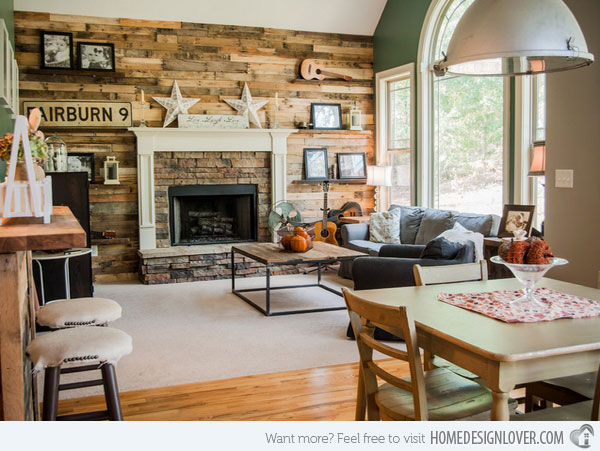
[
  {"left": 342, "top": 287, "right": 492, "bottom": 421},
  {"left": 413, "top": 260, "right": 488, "bottom": 286},
  {"left": 524, "top": 371, "right": 597, "bottom": 412},
  {"left": 512, "top": 362, "right": 600, "bottom": 421},
  {"left": 412, "top": 261, "right": 488, "bottom": 376}
]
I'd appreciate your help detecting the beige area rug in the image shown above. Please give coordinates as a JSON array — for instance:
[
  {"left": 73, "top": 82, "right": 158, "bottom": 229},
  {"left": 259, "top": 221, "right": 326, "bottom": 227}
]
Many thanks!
[{"left": 56, "top": 272, "right": 381, "bottom": 398}]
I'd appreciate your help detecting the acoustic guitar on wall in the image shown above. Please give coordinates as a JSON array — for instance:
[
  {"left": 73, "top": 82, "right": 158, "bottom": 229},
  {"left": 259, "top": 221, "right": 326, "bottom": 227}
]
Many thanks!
[
  {"left": 313, "top": 181, "right": 338, "bottom": 246},
  {"left": 300, "top": 59, "right": 353, "bottom": 82}
]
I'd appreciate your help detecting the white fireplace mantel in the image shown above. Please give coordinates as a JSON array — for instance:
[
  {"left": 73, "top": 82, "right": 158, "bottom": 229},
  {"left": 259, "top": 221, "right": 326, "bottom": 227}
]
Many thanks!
[{"left": 129, "top": 127, "right": 298, "bottom": 250}]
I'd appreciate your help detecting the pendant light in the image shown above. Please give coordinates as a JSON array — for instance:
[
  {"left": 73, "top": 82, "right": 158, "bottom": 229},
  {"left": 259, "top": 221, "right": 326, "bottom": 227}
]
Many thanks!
[{"left": 434, "top": 0, "right": 594, "bottom": 76}]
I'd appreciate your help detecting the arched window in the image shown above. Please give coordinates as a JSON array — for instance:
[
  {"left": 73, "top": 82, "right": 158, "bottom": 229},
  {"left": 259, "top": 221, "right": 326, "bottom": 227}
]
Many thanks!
[{"left": 418, "top": 0, "right": 507, "bottom": 214}]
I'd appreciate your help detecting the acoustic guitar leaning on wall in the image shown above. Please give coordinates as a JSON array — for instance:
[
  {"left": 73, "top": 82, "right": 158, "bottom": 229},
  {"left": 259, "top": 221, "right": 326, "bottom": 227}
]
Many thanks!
[{"left": 313, "top": 181, "right": 338, "bottom": 246}]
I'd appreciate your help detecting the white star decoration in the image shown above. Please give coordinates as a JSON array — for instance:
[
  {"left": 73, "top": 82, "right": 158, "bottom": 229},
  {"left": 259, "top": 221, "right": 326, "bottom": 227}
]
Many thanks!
[
  {"left": 153, "top": 81, "right": 200, "bottom": 128},
  {"left": 224, "top": 83, "right": 268, "bottom": 128}
]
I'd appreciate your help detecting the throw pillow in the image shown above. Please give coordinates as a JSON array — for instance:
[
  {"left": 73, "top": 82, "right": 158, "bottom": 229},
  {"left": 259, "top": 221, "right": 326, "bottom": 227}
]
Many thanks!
[
  {"left": 414, "top": 209, "right": 456, "bottom": 245},
  {"left": 399, "top": 206, "right": 425, "bottom": 244},
  {"left": 369, "top": 209, "right": 401, "bottom": 244},
  {"left": 438, "top": 222, "right": 485, "bottom": 262},
  {"left": 455, "top": 212, "right": 496, "bottom": 236},
  {"left": 420, "top": 237, "right": 464, "bottom": 260}
]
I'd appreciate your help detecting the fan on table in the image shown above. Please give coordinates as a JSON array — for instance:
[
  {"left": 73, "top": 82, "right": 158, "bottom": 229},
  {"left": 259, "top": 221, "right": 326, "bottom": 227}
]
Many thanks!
[{"left": 268, "top": 201, "right": 303, "bottom": 238}]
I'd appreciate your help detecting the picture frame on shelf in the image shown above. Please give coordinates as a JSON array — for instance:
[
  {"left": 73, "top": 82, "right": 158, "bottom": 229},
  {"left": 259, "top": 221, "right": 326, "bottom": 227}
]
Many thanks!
[
  {"left": 498, "top": 204, "right": 536, "bottom": 238},
  {"left": 40, "top": 31, "right": 74, "bottom": 69},
  {"left": 77, "top": 42, "right": 115, "bottom": 71},
  {"left": 67, "top": 153, "right": 95, "bottom": 184},
  {"left": 310, "top": 103, "right": 343, "bottom": 130},
  {"left": 337, "top": 152, "right": 367, "bottom": 179},
  {"left": 303, "top": 148, "right": 329, "bottom": 180}
]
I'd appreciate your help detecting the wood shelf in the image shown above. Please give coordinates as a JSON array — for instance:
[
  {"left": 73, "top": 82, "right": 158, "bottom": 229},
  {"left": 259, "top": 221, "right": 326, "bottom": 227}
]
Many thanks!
[
  {"left": 292, "top": 179, "right": 366, "bottom": 185},
  {"left": 91, "top": 238, "right": 131, "bottom": 246}
]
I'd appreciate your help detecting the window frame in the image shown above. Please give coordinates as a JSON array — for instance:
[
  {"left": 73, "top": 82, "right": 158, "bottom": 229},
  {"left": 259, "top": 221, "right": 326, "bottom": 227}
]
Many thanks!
[
  {"left": 417, "top": 0, "right": 511, "bottom": 210},
  {"left": 375, "top": 63, "right": 415, "bottom": 209}
]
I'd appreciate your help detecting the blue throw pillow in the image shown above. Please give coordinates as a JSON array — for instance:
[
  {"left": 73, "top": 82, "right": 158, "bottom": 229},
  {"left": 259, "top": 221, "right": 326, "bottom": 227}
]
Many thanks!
[{"left": 420, "top": 237, "right": 464, "bottom": 260}]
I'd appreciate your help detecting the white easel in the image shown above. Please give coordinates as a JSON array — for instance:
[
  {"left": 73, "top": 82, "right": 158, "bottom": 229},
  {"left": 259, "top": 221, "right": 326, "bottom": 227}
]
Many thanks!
[{"left": 0, "top": 115, "right": 52, "bottom": 224}]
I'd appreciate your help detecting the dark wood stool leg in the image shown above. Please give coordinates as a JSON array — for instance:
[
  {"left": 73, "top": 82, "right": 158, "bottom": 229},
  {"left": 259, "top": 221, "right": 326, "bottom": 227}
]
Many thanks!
[
  {"left": 101, "top": 363, "right": 123, "bottom": 421},
  {"left": 43, "top": 366, "right": 61, "bottom": 421}
]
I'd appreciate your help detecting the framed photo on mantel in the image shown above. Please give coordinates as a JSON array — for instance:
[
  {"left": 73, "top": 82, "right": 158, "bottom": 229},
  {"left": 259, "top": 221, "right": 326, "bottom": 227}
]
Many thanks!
[{"left": 303, "top": 148, "right": 329, "bottom": 181}]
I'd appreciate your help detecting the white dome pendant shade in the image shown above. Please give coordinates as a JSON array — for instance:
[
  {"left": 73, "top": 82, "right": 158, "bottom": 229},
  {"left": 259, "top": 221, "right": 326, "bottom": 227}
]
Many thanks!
[{"left": 434, "top": 0, "right": 594, "bottom": 76}]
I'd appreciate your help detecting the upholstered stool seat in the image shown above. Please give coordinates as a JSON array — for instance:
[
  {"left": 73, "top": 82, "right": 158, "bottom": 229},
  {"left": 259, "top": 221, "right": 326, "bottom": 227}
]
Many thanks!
[
  {"left": 26, "top": 327, "right": 132, "bottom": 421},
  {"left": 36, "top": 297, "right": 122, "bottom": 329}
]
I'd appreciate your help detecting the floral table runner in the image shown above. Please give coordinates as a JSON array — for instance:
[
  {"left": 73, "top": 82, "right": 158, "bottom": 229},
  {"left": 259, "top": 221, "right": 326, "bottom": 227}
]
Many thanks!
[{"left": 438, "top": 288, "right": 600, "bottom": 323}]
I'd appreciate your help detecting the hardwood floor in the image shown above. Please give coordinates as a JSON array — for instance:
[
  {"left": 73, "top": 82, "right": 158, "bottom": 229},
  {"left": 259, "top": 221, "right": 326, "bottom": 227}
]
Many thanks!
[{"left": 56, "top": 360, "right": 411, "bottom": 421}]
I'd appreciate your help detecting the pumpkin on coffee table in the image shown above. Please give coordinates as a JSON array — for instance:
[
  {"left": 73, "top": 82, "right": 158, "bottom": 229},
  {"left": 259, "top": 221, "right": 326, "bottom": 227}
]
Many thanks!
[{"left": 282, "top": 226, "right": 313, "bottom": 253}]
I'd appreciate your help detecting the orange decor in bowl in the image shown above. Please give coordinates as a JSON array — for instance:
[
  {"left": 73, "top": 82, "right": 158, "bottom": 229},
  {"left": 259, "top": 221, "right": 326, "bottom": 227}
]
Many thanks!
[{"left": 280, "top": 226, "right": 313, "bottom": 253}]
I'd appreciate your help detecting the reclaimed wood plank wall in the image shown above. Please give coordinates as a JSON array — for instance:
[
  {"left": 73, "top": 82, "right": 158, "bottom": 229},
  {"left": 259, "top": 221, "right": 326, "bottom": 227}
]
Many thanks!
[{"left": 14, "top": 11, "right": 374, "bottom": 281}]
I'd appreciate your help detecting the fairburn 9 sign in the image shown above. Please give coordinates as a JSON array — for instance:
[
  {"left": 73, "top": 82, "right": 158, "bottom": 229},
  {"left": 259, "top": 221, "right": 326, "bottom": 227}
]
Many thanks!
[{"left": 23, "top": 101, "right": 133, "bottom": 128}]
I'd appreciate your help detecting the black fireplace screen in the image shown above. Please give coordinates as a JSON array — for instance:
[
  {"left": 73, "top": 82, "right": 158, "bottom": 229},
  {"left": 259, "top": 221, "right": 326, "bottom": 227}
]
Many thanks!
[{"left": 168, "top": 184, "right": 257, "bottom": 246}]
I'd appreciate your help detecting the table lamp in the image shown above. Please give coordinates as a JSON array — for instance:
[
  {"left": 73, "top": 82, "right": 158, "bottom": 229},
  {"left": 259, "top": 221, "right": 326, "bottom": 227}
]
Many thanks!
[
  {"left": 528, "top": 142, "right": 546, "bottom": 176},
  {"left": 367, "top": 165, "right": 392, "bottom": 212}
]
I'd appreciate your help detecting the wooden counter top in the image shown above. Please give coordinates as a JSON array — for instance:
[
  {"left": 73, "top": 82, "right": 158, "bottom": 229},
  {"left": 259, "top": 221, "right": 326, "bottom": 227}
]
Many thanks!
[{"left": 0, "top": 206, "right": 86, "bottom": 252}]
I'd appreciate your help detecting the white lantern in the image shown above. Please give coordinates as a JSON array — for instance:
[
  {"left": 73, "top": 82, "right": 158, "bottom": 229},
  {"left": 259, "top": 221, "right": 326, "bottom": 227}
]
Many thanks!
[
  {"left": 103, "top": 156, "right": 119, "bottom": 185},
  {"left": 349, "top": 105, "right": 362, "bottom": 131}
]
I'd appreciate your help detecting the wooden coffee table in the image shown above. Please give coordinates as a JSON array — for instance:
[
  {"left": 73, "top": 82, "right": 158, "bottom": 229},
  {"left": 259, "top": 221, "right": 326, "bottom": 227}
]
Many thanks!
[{"left": 231, "top": 242, "right": 366, "bottom": 316}]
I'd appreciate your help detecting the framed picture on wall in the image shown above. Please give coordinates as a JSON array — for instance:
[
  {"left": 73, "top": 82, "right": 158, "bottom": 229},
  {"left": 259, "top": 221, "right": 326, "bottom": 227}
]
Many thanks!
[
  {"left": 311, "top": 103, "right": 343, "bottom": 130},
  {"left": 40, "top": 31, "right": 73, "bottom": 69},
  {"left": 67, "top": 153, "right": 95, "bottom": 184},
  {"left": 303, "top": 148, "right": 329, "bottom": 180},
  {"left": 4, "top": 34, "right": 12, "bottom": 109},
  {"left": 337, "top": 152, "right": 366, "bottom": 179},
  {"left": 77, "top": 42, "right": 115, "bottom": 71},
  {"left": 498, "top": 204, "right": 535, "bottom": 238}
]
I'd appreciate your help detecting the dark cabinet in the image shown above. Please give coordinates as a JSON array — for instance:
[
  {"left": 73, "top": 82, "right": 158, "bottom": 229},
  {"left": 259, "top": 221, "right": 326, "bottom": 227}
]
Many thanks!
[{"left": 32, "top": 172, "right": 93, "bottom": 301}]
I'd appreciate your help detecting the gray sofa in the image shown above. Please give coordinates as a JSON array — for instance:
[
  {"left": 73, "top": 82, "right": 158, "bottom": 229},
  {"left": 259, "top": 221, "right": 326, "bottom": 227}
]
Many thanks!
[{"left": 339, "top": 205, "right": 500, "bottom": 279}]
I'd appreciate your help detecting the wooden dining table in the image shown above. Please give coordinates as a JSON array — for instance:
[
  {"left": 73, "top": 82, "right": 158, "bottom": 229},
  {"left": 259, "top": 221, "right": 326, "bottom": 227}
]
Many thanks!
[{"left": 355, "top": 277, "right": 600, "bottom": 420}]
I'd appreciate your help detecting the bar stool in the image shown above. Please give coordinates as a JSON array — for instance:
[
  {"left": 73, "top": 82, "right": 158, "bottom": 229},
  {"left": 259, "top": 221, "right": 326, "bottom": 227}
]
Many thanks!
[
  {"left": 26, "top": 326, "right": 132, "bottom": 421},
  {"left": 37, "top": 297, "right": 122, "bottom": 329},
  {"left": 32, "top": 248, "right": 93, "bottom": 304}
]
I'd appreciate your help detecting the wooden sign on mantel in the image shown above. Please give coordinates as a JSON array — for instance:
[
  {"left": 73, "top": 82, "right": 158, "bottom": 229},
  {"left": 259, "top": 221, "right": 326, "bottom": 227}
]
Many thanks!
[
  {"left": 22, "top": 101, "right": 133, "bottom": 128},
  {"left": 178, "top": 114, "right": 249, "bottom": 129}
]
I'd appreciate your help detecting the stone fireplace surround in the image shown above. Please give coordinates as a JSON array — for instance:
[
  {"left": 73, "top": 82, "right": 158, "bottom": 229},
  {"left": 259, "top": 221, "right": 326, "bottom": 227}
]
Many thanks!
[{"left": 130, "top": 128, "right": 299, "bottom": 284}]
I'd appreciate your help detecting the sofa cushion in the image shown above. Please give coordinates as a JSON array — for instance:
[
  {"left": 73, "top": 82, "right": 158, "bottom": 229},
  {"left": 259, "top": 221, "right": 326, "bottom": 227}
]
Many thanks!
[
  {"left": 399, "top": 206, "right": 426, "bottom": 244},
  {"left": 420, "top": 237, "right": 464, "bottom": 260},
  {"left": 455, "top": 212, "right": 500, "bottom": 236},
  {"left": 415, "top": 209, "right": 456, "bottom": 245},
  {"left": 346, "top": 240, "right": 385, "bottom": 256},
  {"left": 369, "top": 209, "right": 401, "bottom": 244}
]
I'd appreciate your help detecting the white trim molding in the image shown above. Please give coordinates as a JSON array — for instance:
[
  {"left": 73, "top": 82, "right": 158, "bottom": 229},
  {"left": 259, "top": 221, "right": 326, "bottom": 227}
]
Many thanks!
[
  {"left": 129, "top": 127, "right": 298, "bottom": 250},
  {"left": 375, "top": 63, "right": 415, "bottom": 208}
]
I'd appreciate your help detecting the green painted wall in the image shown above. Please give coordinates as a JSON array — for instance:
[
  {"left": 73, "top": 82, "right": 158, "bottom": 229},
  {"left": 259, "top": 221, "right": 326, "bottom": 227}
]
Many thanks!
[
  {"left": 0, "top": 0, "right": 13, "bottom": 135},
  {"left": 373, "top": 0, "right": 432, "bottom": 73}
]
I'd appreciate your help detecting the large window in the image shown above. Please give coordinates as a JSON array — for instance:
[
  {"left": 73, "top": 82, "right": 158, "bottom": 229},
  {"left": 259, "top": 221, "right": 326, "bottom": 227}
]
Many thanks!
[
  {"left": 432, "top": 0, "right": 504, "bottom": 214},
  {"left": 376, "top": 64, "right": 414, "bottom": 207}
]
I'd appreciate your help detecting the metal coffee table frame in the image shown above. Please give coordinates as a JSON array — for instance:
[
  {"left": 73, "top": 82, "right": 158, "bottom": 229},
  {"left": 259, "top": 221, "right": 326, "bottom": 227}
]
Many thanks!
[{"left": 231, "top": 248, "right": 357, "bottom": 316}]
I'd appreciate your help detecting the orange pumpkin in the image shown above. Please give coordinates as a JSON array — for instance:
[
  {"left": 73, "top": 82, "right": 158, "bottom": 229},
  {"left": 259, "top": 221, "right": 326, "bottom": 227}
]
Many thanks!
[
  {"left": 295, "top": 230, "right": 309, "bottom": 239},
  {"left": 291, "top": 235, "right": 309, "bottom": 252},
  {"left": 280, "top": 234, "right": 293, "bottom": 250}
]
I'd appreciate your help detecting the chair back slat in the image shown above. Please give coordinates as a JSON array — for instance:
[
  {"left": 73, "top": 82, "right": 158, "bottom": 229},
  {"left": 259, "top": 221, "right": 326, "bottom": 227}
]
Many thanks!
[
  {"left": 359, "top": 333, "right": 409, "bottom": 361},
  {"left": 413, "top": 261, "right": 488, "bottom": 286},
  {"left": 343, "top": 287, "right": 428, "bottom": 421},
  {"left": 366, "top": 361, "right": 414, "bottom": 392}
]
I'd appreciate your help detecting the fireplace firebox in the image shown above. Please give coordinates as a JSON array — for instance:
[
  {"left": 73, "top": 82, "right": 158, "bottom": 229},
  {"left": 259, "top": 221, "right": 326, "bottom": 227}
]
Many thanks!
[{"left": 168, "top": 184, "right": 257, "bottom": 246}]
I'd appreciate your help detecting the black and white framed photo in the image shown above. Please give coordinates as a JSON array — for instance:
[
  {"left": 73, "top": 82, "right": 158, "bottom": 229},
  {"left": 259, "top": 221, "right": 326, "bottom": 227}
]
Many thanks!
[
  {"left": 498, "top": 204, "right": 536, "bottom": 238},
  {"left": 303, "top": 148, "right": 329, "bottom": 180},
  {"left": 337, "top": 152, "right": 367, "bottom": 179},
  {"left": 311, "top": 103, "right": 343, "bottom": 130},
  {"left": 77, "top": 42, "right": 115, "bottom": 71},
  {"left": 40, "top": 31, "right": 73, "bottom": 69},
  {"left": 67, "top": 153, "right": 95, "bottom": 184}
]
